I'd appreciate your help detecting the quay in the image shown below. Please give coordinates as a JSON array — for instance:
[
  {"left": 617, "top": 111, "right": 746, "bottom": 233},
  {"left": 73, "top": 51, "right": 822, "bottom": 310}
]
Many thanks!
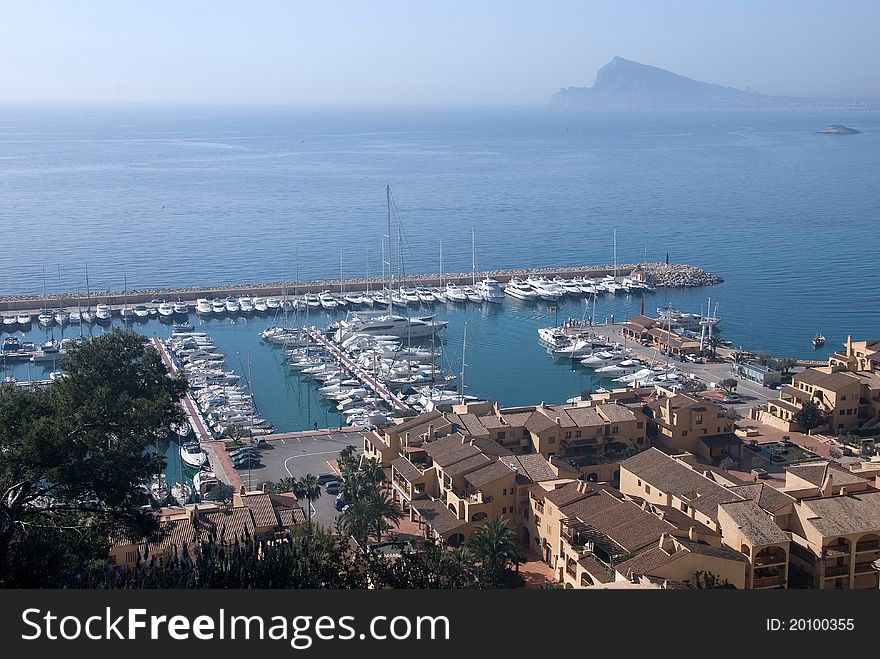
[
  {"left": 0, "top": 261, "right": 720, "bottom": 313},
  {"left": 302, "top": 326, "right": 412, "bottom": 414}
]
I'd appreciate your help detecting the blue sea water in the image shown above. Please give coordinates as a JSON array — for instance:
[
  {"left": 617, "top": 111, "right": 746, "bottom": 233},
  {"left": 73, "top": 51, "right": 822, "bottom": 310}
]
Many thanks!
[{"left": 1, "top": 105, "right": 879, "bottom": 432}]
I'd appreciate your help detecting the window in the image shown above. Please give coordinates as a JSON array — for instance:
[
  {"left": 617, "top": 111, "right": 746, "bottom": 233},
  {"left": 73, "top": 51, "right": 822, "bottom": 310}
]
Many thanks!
[
  {"left": 611, "top": 426, "right": 619, "bottom": 434},
  {"left": 682, "top": 430, "right": 688, "bottom": 437},
  {"left": 637, "top": 479, "right": 642, "bottom": 486},
  {"left": 522, "top": 429, "right": 529, "bottom": 437},
  {"left": 565, "top": 431, "right": 572, "bottom": 439},
  {"left": 502, "top": 488, "right": 507, "bottom": 495},
  {"left": 645, "top": 485, "right": 652, "bottom": 494},
  {"left": 696, "top": 414, "right": 703, "bottom": 424},
  {"left": 680, "top": 503, "right": 688, "bottom": 513},
  {"left": 637, "top": 437, "right": 644, "bottom": 445},
  {"left": 637, "top": 421, "right": 643, "bottom": 429},
  {"left": 841, "top": 395, "right": 847, "bottom": 401},
  {"left": 549, "top": 436, "right": 556, "bottom": 445},
  {"left": 575, "top": 430, "right": 582, "bottom": 438},
  {"left": 497, "top": 430, "right": 506, "bottom": 440}
]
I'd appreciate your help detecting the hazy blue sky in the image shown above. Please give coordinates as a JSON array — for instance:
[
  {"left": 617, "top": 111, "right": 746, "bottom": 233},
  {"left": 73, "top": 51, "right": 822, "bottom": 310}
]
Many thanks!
[{"left": 2, "top": 0, "right": 878, "bottom": 104}]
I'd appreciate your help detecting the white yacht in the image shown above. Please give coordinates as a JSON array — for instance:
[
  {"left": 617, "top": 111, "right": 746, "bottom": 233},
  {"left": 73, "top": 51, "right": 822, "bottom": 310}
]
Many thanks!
[
  {"left": 3, "top": 315, "right": 19, "bottom": 330},
  {"left": 525, "top": 277, "right": 564, "bottom": 301},
  {"left": 613, "top": 368, "right": 654, "bottom": 385},
  {"left": 580, "top": 350, "right": 624, "bottom": 368},
  {"left": 554, "top": 278, "right": 583, "bottom": 296},
  {"left": 54, "top": 309, "right": 70, "bottom": 325},
  {"left": 318, "top": 291, "right": 338, "bottom": 310},
  {"left": 193, "top": 469, "right": 219, "bottom": 498},
  {"left": 265, "top": 297, "right": 281, "bottom": 311},
  {"left": 253, "top": 297, "right": 268, "bottom": 313},
  {"left": 95, "top": 304, "right": 113, "bottom": 322},
  {"left": 415, "top": 288, "right": 436, "bottom": 304},
  {"left": 432, "top": 288, "right": 447, "bottom": 304},
  {"left": 343, "top": 293, "right": 367, "bottom": 307},
  {"left": 504, "top": 279, "right": 539, "bottom": 300},
  {"left": 304, "top": 293, "right": 322, "bottom": 310},
  {"left": 333, "top": 311, "right": 447, "bottom": 342},
  {"left": 553, "top": 339, "right": 606, "bottom": 358},
  {"left": 212, "top": 299, "right": 226, "bottom": 314},
  {"left": 179, "top": 442, "right": 209, "bottom": 469},
  {"left": 80, "top": 309, "right": 93, "bottom": 324},
  {"left": 595, "top": 359, "right": 644, "bottom": 377},
  {"left": 171, "top": 481, "right": 192, "bottom": 507},
  {"left": 37, "top": 309, "right": 55, "bottom": 327},
  {"left": 475, "top": 278, "right": 505, "bottom": 303},
  {"left": 224, "top": 296, "right": 240, "bottom": 313},
  {"left": 16, "top": 313, "right": 33, "bottom": 327},
  {"left": 195, "top": 298, "right": 213, "bottom": 315},
  {"left": 238, "top": 297, "right": 254, "bottom": 313},
  {"left": 445, "top": 283, "right": 468, "bottom": 303},
  {"left": 134, "top": 304, "right": 150, "bottom": 318},
  {"left": 172, "top": 301, "right": 189, "bottom": 316},
  {"left": 400, "top": 288, "right": 420, "bottom": 305},
  {"left": 462, "top": 286, "right": 482, "bottom": 303}
]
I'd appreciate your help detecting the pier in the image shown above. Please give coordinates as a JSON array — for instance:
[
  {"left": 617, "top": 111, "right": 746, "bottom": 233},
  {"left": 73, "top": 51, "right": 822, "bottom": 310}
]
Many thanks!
[
  {"left": 0, "top": 261, "right": 720, "bottom": 313},
  {"left": 302, "top": 326, "right": 412, "bottom": 414},
  {"left": 151, "top": 337, "right": 213, "bottom": 442}
]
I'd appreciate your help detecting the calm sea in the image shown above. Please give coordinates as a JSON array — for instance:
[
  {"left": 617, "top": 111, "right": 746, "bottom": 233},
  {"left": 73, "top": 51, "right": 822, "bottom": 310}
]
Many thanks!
[{"left": 2, "top": 105, "right": 878, "bottom": 431}]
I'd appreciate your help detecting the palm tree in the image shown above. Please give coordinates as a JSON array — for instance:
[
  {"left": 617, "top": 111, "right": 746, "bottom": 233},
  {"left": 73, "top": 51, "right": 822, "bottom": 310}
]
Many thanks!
[
  {"left": 366, "top": 492, "right": 403, "bottom": 543},
  {"left": 339, "top": 499, "right": 372, "bottom": 548},
  {"left": 292, "top": 474, "right": 322, "bottom": 526},
  {"left": 359, "top": 458, "right": 386, "bottom": 490},
  {"left": 467, "top": 517, "right": 521, "bottom": 586},
  {"left": 338, "top": 445, "right": 359, "bottom": 477}
]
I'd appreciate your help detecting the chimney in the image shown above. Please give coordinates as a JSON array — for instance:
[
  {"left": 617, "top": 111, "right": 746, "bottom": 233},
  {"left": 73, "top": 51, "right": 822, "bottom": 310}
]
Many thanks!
[
  {"left": 405, "top": 431, "right": 410, "bottom": 447},
  {"left": 847, "top": 335, "right": 853, "bottom": 357},
  {"left": 555, "top": 417, "right": 561, "bottom": 426},
  {"left": 688, "top": 526, "right": 696, "bottom": 541},
  {"left": 840, "top": 486, "right": 847, "bottom": 496},
  {"left": 262, "top": 482, "right": 268, "bottom": 493},
  {"left": 428, "top": 424, "right": 434, "bottom": 441},
  {"left": 190, "top": 505, "right": 199, "bottom": 523},
  {"left": 659, "top": 532, "right": 675, "bottom": 553},
  {"left": 640, "top": 299, "right": 645, "bottom": 316}
]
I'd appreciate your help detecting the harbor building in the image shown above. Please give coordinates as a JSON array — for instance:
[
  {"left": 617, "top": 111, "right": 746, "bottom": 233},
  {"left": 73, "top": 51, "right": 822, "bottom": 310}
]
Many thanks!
[
  {"left": 731, "top": 361, "right": 782, "bottom": 388},
  {"left": 757, "top": 336, "right": 880, "bottom": 433}
]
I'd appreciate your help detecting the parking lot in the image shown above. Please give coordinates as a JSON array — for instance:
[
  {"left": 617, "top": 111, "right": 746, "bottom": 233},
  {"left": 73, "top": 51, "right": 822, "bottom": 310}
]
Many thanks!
[{"left": 234, "top": 430, "right": 365, "bottom": 527}]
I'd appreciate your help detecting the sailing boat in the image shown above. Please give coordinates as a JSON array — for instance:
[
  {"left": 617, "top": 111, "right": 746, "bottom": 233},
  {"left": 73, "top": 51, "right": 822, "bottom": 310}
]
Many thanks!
[
  {"left": 434, "top": 241, "right": 448, "bottom": 303},
  {"left": 81, "top": 265, "right": 94, "bottom": 324},
  {"left": 812, "top": 333, "right": 826, "bottom": 348},
  {"left": 54, "top": 265, "right": 69, "bottom": 326},
  {"left": 462, "top": 227, "right": 482, "bottom": 303},
  {"left": 120, "top": 274, "right": 136, "bottom": 323}
]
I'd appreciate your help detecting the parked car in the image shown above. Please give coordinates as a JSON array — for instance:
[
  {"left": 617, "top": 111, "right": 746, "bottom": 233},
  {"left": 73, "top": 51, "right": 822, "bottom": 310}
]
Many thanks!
[
  {"left": 232, "top": 455, "right": 261, "bottom": 469},
  {"left": 316, "top": 473, "right": 341, "bottom": 485},
  {"left": 325, "top": 481, "right": 342, "bottom": 495},
  {"left": 334, "top": 492, "right": 350, "bottom": 511},
  {"left": 229, "top": 447, "right": 259, "bottom": 459}
]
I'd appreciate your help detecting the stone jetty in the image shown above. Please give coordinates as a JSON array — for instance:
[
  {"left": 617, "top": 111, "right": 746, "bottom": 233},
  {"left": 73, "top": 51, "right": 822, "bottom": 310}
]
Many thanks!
[{"left": 0, "top": 262, "right": 722, "bottom": 312}]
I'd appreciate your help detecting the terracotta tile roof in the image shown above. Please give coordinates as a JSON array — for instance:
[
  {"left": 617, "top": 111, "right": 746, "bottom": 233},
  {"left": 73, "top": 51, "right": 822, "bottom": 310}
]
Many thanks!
[
  {"left": 718, "top": 500, "right": 790, "bottom": 546},
  {"left": 596, "top": 403, "right": 637, "bottom": 423},
  {"left": 390, "top": 410, "right": 444, "bottom": 434},
  {"left": 563, "top": 406, "right": 605, "bottom": 427},
  {"left": 444, "top": 453, "right": 493, "bottom": 478},
  {"left": 239, "top": 492, "right": 280, "bottom": 529},
  {"left": 455, "top": 413, "right": 492, "bottom": 438},
  {"left": 577, "top": 554, "right": 616, "bottom": 583},
  {"left": 144, "top": 507, "right": 256, "bottom": 556},
  {"left": 674, "top": 537, "right": 750, "bottom": 563},
  {"left": 499, "top": 412, "right": 532, "bottom": 427},
  {"left": 616, "top": 546, "right": 683, "bottom": 577},
  {"left": 543, "top": 481, "right": 593, "bottom": 508},
  {"left": 499, "top": 453, "right": 559, "bottom": 483},
  {"left": 577, "top": 498, "right": 676, "bottom": 553},
  {"left": 470, "top": 438, "right": 514, "bottom": 457},
  {"left": 795, "top": 369, "right": 861, "bottom": 391},
  {"left": 799, "top": 491, "right": 880, "bottom": 537},
  {"left": 423, "top": 433, "right": 481, "bottom": 467},
  {"left": 391, "top": 457, "right": 425, "bottom": 482},
  {"left": 649, "top": 504, "right": 720, "bottom": 536},
  {"left": 730, "top": 484, "right": 796, "bottom": 514},
  {"left": 525, "top": 410, "right": 558, "bottom": 434},
  {"left": 787, "top": 461, "right": 866, "bottom": 487},
  {"left": 621, "top": 448, "right": 744, "bottom": 518},
  {"left": 464, "top": 461, "right": 515, "bottom": 489},
  {"left": 410, "top": 499, "right": 468, "bottom": 535},
  {"left": 278, "top": 507, "right": 306, "bottom": 526},
  {"left": 478, "top": 415, "right": 506, "bottom": 429}
]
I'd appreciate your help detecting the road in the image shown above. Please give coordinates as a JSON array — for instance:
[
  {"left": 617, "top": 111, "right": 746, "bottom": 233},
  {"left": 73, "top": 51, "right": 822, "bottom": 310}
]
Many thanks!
[
  {"left": 602, "top": 324, "right": 775, "bottom": 415},
  {"left": 235, "top": 430, "right": 365, "bottom": 527}
]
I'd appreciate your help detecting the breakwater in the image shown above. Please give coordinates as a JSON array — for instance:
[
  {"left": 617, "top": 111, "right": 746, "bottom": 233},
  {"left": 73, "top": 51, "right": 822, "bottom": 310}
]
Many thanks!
[{"left": 0, "top": 262, "right": 721, "bottom": 312}]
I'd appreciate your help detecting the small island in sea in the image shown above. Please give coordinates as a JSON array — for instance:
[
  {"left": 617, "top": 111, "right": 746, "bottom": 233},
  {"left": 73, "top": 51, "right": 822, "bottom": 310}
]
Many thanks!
[{"left": 820, "top": 124, "right": 861, "bottom": 134}]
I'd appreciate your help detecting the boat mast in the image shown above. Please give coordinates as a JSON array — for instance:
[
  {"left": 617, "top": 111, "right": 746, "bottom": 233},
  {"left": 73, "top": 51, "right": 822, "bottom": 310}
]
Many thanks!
[
  {"left": 439, "top": 240, "right": 444, "bottom": 289},
  {"left": 85, "top": 264, "right": 91, "bottom": 313},
  {"left": 613, "top": 228, "right": 618, "bottom": 279},
  {"left": 471, "top": 227, "right": 476, "bottom": 286},
  {"left": 339, "top": 250, "right": 344, "bottom": 298},
  {"left": 459, "top": 321, "right": 468, "bottom": 404},
  {"left": 386, "top": 185, "right": 393, "bottom": 315}
]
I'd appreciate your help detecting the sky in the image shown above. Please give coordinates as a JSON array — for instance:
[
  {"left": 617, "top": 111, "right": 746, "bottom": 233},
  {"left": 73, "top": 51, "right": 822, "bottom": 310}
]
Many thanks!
[{"left": 1, "top": 0, "right": 879, "bottom": 104}]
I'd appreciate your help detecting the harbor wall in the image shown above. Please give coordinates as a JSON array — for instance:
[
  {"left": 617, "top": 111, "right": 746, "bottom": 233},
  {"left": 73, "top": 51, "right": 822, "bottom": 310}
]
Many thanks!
[{"left": 0, "top": 262, "right": 722, "bottom": 312}]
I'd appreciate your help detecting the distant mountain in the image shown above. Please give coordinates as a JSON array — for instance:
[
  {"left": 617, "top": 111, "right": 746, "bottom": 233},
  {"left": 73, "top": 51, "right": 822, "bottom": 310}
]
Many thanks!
[{"left": 551, "top": 57, "right": 879, "bottom": 110}]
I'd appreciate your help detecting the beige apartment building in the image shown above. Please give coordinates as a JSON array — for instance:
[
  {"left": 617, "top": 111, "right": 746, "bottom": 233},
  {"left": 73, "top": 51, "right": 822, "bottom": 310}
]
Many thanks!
[
  {"left": 647, "top": 393, "right": 737, "bottom": 461},
  {"left": 758, "top": 336, "right": 880, "bottom": 433}
]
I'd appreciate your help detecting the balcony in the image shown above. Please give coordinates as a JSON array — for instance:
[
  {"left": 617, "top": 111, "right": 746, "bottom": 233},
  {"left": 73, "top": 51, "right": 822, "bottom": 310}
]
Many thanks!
[
  {"left": 855, "top": 561, "right": 876, "bottom": 575},
  {"left": 824, "top": 565, "right": 850, "bottom": 578},
  {"left": 752, "top": 575, "right": 785, "bottom": 589},
  {"left": 754, "top": 554, "right": 787, "bottom": 568},
  {"left": 856, "top": 541, "right": 880, "bottom": 553}
]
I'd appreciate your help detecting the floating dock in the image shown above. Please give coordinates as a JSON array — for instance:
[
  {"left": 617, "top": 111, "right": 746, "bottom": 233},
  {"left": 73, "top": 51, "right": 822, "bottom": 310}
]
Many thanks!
[
  {"left": 302, "top": 326, "right": 412, "bottom": 414},
  {"left": 151, "top": 337, "right": 213, "bottom": 442}
]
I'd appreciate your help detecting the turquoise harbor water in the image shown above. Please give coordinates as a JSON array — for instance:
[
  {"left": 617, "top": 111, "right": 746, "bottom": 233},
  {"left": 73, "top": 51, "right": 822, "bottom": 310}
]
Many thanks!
[{"left": 2, "top": 105, "right": 879, "bottom": 432}]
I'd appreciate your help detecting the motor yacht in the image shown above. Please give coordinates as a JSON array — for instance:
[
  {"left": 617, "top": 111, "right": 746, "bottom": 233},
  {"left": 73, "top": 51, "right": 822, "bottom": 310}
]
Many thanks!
[
  {"left": 475, "top": 277, "right": 506, "bottom": 303},
  {"left": 253, "top": 297, "right": 268, "bottom": 313},
  {"left": 265, "top": 297, "right": 281, "bottom": 311},
  {"left": 445, "top": 283, "right": 468, "bottom": 303},
  {"left": 415, "top": 288, "right": 436, "bottom": 304},
  {"left": 525, "top": 277, "right": 564, "bottom": 301},
  {"left": 37, "top": 309, "right": 55, "bottom": 327},
  {"left": 212, "top": 299, "right": 226, "bottom": 314},
  {"left": 179, "top": 441, "right": 209, "bottom": 469},
  {"left": 238, "top": 297, "right": 254, "bottom": 313},
  {"left": 54, "top": 309, "right": 70, "bottom": 325},
  {"left": 504, "top": 279, "right": 539, "bottom": 301},
  {"left": 16, "top": 313, "right": 33, "bottom": 327},
  {"left": 134, "top": 304, "right": 150, "bottom": 318},
  {"left": 304, "top": 293, "right": 321, "bottom": 309},
  {"left": 319, "top": 291, "right": 338, "bottom": 310},
  {"left": 195, "top": 298, "right": 213, "bottom": 315},
  {"left": 95, "top": 304, "right": 113, "bottom": 322},
  {"left": 224, "top": 296, "right": 240, "bottom": 313}
]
